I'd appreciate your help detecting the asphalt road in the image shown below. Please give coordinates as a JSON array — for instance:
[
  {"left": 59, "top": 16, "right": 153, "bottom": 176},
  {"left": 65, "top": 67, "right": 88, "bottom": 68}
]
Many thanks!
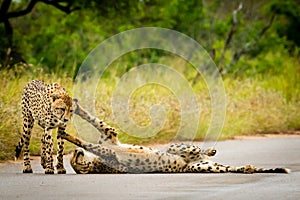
[{"left": 0, "top": 136, "right": 299, "bottom": 200}]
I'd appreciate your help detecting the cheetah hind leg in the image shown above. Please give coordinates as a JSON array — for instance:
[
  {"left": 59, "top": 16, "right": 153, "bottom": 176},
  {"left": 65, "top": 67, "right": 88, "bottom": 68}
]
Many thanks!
[
  {"left": 202, "top": 147, "right": 217, "bottom": 157},
  {"left": 166, "top": 144, "right": 217, "bottom": 163},
  {"left": 16, "top": 114, "right": 34, "bottom": 173},
  {"left": 185, "top": 160, "right": 233, "bottom": 173}
]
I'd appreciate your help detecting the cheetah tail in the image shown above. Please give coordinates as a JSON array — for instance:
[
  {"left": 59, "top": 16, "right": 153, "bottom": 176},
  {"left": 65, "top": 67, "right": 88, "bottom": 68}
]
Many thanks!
[
  {"left": 15, "top": 144, "right": 22, "bottom": 161},
  {"left": 255, "top": 167, "right": 291, "bottom": 173}
]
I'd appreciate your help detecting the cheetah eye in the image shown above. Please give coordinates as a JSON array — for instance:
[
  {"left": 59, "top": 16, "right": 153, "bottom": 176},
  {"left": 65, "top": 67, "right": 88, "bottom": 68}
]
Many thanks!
[
  {"left": 70, "top": 109, "right": 74, "bottom": 113},
  {"left": 60, "top": 108, "right": 66, "bottom": 112},
  {"left": 55, "top": 108, "right": 64, "bottom": 115}
]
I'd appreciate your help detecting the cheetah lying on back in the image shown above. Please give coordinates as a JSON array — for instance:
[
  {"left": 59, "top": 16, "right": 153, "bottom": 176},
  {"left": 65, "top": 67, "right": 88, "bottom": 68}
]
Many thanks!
[
  {"left": 60, "top": 101, "right": 290, "bottom": 174},
  {"left": 15, "top": 80, "right": 76, "bottom": 174}
]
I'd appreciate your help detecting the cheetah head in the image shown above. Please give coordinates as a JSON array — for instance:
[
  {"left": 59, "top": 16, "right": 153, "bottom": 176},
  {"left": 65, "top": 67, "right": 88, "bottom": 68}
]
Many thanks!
[
  {"left": 51, "top": 93, "right": 76, "bottom": 123},
  {"left": 70, "top": 148, "right": 97, "bottom": 174}
]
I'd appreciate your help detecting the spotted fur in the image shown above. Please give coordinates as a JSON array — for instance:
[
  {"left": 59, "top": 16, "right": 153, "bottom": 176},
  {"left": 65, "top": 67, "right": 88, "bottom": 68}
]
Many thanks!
[
  {"left": 60, "top": 102, "right": 290, "bottom": 174},
  {"left": 15, "top": 80, "right": 76, "bottom": 174}
]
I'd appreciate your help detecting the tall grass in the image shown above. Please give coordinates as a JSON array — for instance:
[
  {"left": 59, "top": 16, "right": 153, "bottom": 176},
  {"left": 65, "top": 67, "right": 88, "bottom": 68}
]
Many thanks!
[{"left": 0, "top": 55, "right": 299, "bottom": 161}]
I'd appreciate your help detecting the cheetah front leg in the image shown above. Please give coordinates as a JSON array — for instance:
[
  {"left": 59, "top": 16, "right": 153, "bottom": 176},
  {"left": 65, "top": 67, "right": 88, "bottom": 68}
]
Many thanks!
[
  {"left": 56, "top": 126, "right": 67, "bottom": 174},
  {"left": 42, "top": 128, "right": 54, "bottom": 174},
  {"left": 41, "top": 136, "right": 46, "bottom": 169}
]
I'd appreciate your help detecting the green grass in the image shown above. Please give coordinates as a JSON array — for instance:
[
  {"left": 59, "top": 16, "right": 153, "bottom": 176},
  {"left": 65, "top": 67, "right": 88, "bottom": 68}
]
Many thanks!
[{"left": 0, "top": 55, "right": 299, "bottom": 161}]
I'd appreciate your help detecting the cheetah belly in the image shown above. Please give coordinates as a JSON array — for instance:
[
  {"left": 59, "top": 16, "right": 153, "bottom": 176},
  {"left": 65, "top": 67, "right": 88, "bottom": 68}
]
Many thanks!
[{"left": 113, "top": 145, "right": 187, "bottom": 173}]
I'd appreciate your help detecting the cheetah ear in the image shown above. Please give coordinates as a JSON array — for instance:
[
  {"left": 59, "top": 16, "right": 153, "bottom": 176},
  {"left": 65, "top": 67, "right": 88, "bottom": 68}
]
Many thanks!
[
  {"left": 51, "top": 93, "right": 60, "bottom": 101},
  {"left": 73, "top": 98, "right": 79, "bottom": 103}
]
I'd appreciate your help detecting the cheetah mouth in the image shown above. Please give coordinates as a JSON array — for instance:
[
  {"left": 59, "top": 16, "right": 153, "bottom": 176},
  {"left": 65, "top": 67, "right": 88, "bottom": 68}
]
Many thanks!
[
  {"left": 71, "top": 150, "right": 94, "bottom": 174},
  {"left": 74, "top": 150, "right": 85, "bottom": 164}
]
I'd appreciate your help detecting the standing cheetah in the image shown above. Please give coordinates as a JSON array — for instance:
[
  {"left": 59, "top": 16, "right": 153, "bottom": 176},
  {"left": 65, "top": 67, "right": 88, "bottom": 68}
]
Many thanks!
[{"left": 15, "top": 80, "right": 76, "bottom": 174}]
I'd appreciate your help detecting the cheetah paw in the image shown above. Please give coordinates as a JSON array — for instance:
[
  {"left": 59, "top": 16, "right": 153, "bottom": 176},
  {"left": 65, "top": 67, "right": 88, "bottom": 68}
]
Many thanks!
[
  {"left": 243, "top": 165, "right": 255, "bottom": 174},
  {"left": 23, "top": 165, "right": 33, "bottom": 173},
  {"left": 206, "top": 148, "right": 217, "bottom": 156},
  {"left": 45, "top": 168, "right": 54, "bottom": 174},
  {"left": 57, "top": 168, "right": 66, "bottom": 174}
]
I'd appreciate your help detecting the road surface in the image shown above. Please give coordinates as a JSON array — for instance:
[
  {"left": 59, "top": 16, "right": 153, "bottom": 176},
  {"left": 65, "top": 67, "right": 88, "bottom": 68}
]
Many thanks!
[{"left": 0, "top": 136, "right": 299, "bottom": 200}]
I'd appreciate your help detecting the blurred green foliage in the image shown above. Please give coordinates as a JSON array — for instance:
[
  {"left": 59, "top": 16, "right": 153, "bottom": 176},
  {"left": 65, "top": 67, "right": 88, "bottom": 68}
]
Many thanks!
[{"left": 0, "top": 0, "right": 299, "bottom": 76}]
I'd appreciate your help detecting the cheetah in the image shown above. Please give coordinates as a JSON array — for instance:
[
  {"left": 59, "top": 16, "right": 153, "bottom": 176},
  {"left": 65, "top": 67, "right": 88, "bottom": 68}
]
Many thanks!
[
  {"left": 60, "top": 101, "right": 290, "bottom": 174},
  {"left": 15, "top": 80, "right": 76, "bottom": 174}
]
